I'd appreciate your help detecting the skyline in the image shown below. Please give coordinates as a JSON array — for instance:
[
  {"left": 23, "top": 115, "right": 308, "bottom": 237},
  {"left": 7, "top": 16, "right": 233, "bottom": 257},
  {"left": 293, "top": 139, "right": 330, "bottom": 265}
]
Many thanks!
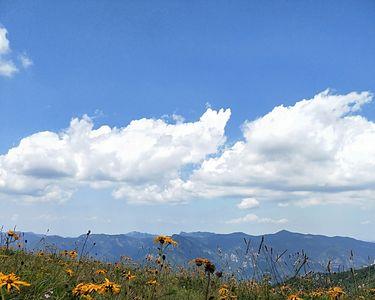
[{"left": 1, "top": 1, "right": 375, "bottom": 240}]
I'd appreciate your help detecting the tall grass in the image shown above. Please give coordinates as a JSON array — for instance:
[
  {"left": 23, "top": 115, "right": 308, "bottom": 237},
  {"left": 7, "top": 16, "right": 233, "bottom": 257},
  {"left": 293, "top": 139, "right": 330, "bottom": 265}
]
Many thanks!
[{"left": 0, "top": 229, "right": 374, "bottom": 299}]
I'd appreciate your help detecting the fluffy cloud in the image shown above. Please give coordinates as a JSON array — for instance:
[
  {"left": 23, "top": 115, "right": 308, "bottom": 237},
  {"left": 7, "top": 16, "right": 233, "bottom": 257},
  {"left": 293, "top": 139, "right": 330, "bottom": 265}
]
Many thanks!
[
  {"left": 237, "top": 198, "right": 260, "bottom": 210},
  {"left": 2, "top": 90, "right": 375, "bottom": 207},
  {"left": 189, "top": 90, "right": 375, "bottom": 206},
  {"left": 0, "top": 109, "right": 231, "bottom": 202},
  {"left": 0, "top": 27, "right": 18, "bottom": 77},
  {"left": 226, "top": 213, "right": 288, "bottom": 224},
  {"left": 0, "top": 26, "right": 32, "bottom": 77}
]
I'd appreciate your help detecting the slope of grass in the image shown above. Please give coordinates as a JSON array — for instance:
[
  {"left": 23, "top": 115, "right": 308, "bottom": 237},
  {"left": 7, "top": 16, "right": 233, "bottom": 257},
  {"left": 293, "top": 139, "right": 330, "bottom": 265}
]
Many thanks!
[{"left": 1, "top": 232, "right": 375, "bottom": 299}]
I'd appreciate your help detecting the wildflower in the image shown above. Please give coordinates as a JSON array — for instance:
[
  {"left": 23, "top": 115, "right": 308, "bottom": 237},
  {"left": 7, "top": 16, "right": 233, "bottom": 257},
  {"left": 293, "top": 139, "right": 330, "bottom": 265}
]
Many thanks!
[
  {"left": 154, "top": 235, "right": 177, "bottom": 247},
  {"left": 37, "top": 251, "right": 45, "bottom": 257},
  {"left": 65, "top": 269, "right": 74, "bottom": 277},
  {"left": 94, "top": 269, "right": 107, "bottom": 275},
  {"left": 123, "top": 270, "right": 136, "bottom": 281},
  {"left": 146, "top": 254, "right": 154, "bottom": 261},
  {"left": 72, "top": 283, "right": 100, "bottom": 296},
  {"left": 310, "top": 289, "right": 324, "bottom": 297},
  {"left": 204, "top": 260, "right": 216, "bottom": 273},
  {"left": 288, "top": 295, "right": 303, "bottom": 300},
  {"left": 146, "top": 279, "right": 158, "bottom": 285},
  {"left": 327, "top": 286, "right": 345, "bottom": 299},
  {"left": 98, "top": 278, "right": 121, "bottom": 294},
  {"left": 280, "top": 285, "right": 291, "bottom": 294},
  {"left": 191, "top": 257, "right": 215, "bottom": 273},
  {"left": 0, "top": 272, "right": 31, "bottom": 293},
  {"left": 219, "top": 284, "right": 230, "bottom": 298},
  {"left": 191, "top": 257, "right": 210, "bottom": 266},
  {"left": 69, "top": 250, "right": 78, "bottom": 259},
  {"left": 7, "top": 230, "right": 19, "bottom": 241}
]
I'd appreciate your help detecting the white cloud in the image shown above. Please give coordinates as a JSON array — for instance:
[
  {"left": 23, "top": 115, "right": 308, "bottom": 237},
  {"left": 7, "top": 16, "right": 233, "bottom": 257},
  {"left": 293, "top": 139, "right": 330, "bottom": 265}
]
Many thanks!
[
  {"left": 0, "top": 59, "right": 18, "bottom": 77},
  {"left": 226, "top": 213, "right": 288, "bottom": 224},
  {"left": 0, "top": 27, "right": 10, "bottom": 55},
  {"left": 0, "top": 109, "right": 231, "bottom": 203},
  {"left": 189, "top": 90, "right": 375, "bottom": 206},
  {"left": 19, "top": 53, "right": 33, "bottom": 68},
  {"left": 237, "top": 198, "right": 259, "bottom": 210},
  {"left": 0, "top": 26, "right": 32, "bottom": 77},
  {"left": 0, "top": 27, "right": 18, "bottom": 77},
  {"left": 2, "top": 90, "right": 375, "bottom": 207},
  {"left": 171, "top": 114, "right": 185, "bottom": 124}
]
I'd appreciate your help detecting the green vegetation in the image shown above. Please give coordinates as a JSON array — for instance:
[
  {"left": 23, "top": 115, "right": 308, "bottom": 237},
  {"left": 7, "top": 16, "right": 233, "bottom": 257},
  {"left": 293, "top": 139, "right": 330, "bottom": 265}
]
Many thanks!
[{"left": 1, "top": 231, "right": 375, "bottom": 299}]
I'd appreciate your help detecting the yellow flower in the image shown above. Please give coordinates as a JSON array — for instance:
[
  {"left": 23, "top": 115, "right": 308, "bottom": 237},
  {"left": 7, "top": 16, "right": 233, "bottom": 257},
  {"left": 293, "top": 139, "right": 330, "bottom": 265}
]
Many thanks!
[
  {"left": 191, "top": 257, "right": 210, "bottom": 267},
  {"left": 146, "top": 279, "right": 158, "bottom": 286},
  {"left": 94, "top": 269, "right": 107, "bottom": 275},
  {"left": 219, "top": 284, "right": 230, "bottom": 297},
  {"left": 310, "top": 289, "right": 324, "bottom": 297},
  {"left": 98, "top": 278, "right": 121, "bottom": 295},
  {"left": 72, "top": 283, "right": 100, "bottom": 296},
  {"left": 327, "top": 286, "right": 345, "bottom": 299},
  {"left": 6, "top": 230, "right": 19, "bottom": 240},
  {"left": 69, "top": 250, "right": 78, "bottom": 259},
  {"left": 65, "top": 269, "right": 74, "bottom": 277},
  {"left": 287, "top": 294, "right": 303, "bottom": 300},
  {"left": 0, "top": 272, "right": 31, "bottom": 293},
  {"left": 154, "top": 235, "right": 177, "bottom": 247},
  {"left": 123, "top": 271, "right": 136, "bottom": 281},
  {"left": 190, "top": 257, "right": 215, "bottom": 273}
]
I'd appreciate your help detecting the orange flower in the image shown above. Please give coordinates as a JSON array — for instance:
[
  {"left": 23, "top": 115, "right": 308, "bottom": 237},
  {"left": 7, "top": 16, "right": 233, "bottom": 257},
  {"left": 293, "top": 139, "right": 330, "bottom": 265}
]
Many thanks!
[
  {"left": 327, "top": 286, "right": 345, "bottom": 299},
  {"left": 191, "top": 257, "right": 215, "bottom": 273},
  {"left": 72, "top": 283, "right": 100, "bottom": 296},
  {"left": 0, "top": 272, "right": 30, "bottom": 293},
  {"left": 6, "top": 230, "right": 19, "bottom": 241},
  {"left": 94, "top": 269, "right": 107, "bottom": 275},
  {"left": 123, "top": 271, "right": 136, "bottom": 281},
  {"left": 98, "top": 278, "right": 121, "bottom": 294},
  {"left": 190, "top": 257, "right": 210, "bottom": 266},
  {"left": 154, "top": 235, "right": 177, "bottom": 247},
  {"left": 146, "top": 279, "right": 158, "bottom": 286},
  {"left": 69, "top": 250, "right": 78, "bottom": 259}
]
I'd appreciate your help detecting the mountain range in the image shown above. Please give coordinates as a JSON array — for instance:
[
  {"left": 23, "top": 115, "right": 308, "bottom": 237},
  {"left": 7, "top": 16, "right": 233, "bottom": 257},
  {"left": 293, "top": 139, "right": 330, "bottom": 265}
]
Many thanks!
[{"left": 16, "top": 230, "right": 375, "bottom": 279}]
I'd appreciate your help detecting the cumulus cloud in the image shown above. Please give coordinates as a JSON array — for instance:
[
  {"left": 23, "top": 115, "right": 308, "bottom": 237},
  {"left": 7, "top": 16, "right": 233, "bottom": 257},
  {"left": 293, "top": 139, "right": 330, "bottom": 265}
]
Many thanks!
[
  {"left": 0, "top": 26, "right": 32, "bottom": 77},
  {"left": 237, "top": 198, "right": 260, "bottom": 210},
  {"left": 0, "top": 109, "right": 231, "bottom": 203},
  {"left": 0, "top": 27, "right": 18, "bottom": 77},
  {"left": 189, "top": 90, "right": 375, "bottom": 206},
  {"left": 226, "top": 213, "right": 288, "bottom": 224},
  {"left": 2, "top": 90, "right": 375, "bottom": 207}
]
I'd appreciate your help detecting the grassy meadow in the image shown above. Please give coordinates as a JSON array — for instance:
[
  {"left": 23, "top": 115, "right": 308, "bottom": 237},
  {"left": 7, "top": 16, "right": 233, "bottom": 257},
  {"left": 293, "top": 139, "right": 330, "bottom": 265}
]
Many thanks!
[{"left": 1, "top": 230, "right": 375, "bottom": 299}]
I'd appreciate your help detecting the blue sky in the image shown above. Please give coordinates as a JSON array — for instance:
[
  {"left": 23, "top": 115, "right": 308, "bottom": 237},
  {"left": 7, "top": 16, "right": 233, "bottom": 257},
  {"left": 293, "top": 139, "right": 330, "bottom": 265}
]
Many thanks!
[{"left": 1, "top": 1, "right": 375, "bottom": 239}]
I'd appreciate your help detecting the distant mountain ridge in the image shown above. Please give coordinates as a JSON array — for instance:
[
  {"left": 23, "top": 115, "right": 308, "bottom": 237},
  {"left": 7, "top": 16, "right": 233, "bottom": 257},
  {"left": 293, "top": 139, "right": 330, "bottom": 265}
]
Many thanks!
[{"left": 15, "top": 230, "right": 375, "bottom": 278}]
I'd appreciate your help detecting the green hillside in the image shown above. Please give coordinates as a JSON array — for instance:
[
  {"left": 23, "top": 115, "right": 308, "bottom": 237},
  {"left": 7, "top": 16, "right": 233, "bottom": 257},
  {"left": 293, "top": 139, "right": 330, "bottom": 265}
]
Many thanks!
[{"left": 1, "top": 231, "right": 375, "bottom": 299}]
